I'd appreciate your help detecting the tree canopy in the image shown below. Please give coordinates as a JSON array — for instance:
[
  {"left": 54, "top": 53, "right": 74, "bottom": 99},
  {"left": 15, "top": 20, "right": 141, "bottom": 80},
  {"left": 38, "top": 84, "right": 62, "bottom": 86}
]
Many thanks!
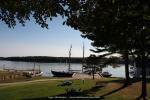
[
  {"left": 1, "top": 0, "right": 150, "bottom": 99},
  {"left": 64, "top": 0, "right": 150, "bottom": 99},
  {"left": 65, "top": 0, "right": 150, "bottom": 55},
  {"left": 0, "top": 0, "right": 80, "bottom": 28}
]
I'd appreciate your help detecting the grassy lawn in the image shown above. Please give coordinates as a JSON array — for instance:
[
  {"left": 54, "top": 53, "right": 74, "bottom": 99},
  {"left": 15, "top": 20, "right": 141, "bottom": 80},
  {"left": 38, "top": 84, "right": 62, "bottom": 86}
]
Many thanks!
[
  {"left": 0, "top": 79, "right": 96, "bottom": 100},
  {"left": 1, "top": 77, "right": 150, "bottom": 100},
  {"left": 83, "top": 77, "right": 150, "bottom": 100}
]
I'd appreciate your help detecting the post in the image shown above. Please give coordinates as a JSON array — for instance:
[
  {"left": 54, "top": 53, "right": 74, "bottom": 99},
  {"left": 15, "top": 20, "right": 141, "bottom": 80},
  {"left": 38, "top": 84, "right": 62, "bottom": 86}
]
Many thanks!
[
  {"left": 39, "top": 64, "right": 41, "bottom": 73},
  {"left": 82, "top": 42, "right": 85, "bottom": 73},
  {"left": 92, "top": 65, "right": 95, "bottom": 80},
  {"left": 3, "top": 64, "right": 5, "bottom": 70},
  {"left": 68, "top": 45, "right": 72, "bottom": 71},
  {"left": 33, "top": 63, "right": 35, "bottom": 76}
]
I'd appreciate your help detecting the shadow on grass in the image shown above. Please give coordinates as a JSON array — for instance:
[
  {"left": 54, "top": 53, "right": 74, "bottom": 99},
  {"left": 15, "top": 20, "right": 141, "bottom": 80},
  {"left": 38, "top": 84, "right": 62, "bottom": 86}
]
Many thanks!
[
  {"left": 22, "top": 97, "right": 49, "bottom": 100},
  {"left": 22, "top": 97, "right": 101, "bottom": 100},
  {"left": 23, "top": 78, "right": 143, "bottom": 100},
  {"left": 101, "top": 77, "right": 141, "bottom": 84},
  {"left": 22, "top": 87, "right": 101, "bottom": 100},
  {"left": 100, "top": 84, "right": 128, "bottom": 99},
  {"left": 83, "top": 78, "right": 141, "bottom": 99},
  {"left": 131, "top": 78, "right": 150, "bottom": 83},
  {"left": 135, "top": 95, "right": 150, "bottom": 100},
  {"left": 22, "top": 93, "right": 100, "bottom": 100},
  {"left": 99, "top": 78, "right": 144, "bottom": 99},
  {"left": 135, "top": 95, "right": 143, "bottom": 100},
  {"left": 83, "top": 84, "right": 105, "bottom": 94}
]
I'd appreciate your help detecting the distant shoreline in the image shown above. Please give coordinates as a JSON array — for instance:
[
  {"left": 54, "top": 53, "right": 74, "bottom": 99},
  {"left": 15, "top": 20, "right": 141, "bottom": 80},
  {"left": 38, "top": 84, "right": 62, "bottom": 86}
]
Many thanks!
[
  {"left": 0, "top": 56, "right": 83, "bottom": 63},
  {"left": 0, "top": 56, "right": 127, "bottom": 64}
]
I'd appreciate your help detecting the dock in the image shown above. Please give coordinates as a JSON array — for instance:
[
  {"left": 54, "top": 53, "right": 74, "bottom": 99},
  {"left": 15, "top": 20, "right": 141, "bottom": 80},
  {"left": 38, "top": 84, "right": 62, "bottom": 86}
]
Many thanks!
[
  {"left": 72, "top": 73, "right": 102, "bottom": 79},
  {"left": 2, "top": 68, "right": 42, "bottom": 77}
]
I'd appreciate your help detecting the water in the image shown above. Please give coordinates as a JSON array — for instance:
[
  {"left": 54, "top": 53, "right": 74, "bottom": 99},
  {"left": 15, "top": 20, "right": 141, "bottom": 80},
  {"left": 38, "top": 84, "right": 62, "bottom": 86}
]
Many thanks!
[
  {"left": 102, "top": 65, "right": 125, "bottom": 78},
  {"left": 0, "top": 60, "right": 126, "bottom": 78}
]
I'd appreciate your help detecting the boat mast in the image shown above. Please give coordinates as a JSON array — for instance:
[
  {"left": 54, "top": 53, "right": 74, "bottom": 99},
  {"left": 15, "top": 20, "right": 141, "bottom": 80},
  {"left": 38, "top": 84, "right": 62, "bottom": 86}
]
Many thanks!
[
  {"left": 68, "top": 44, "right": 72, "bottom": 71},
  {"left": 33, "top": 63, "right": 35, "bottom": 75},
  {"left": 39, "top": 64, "right": 41, "bottom": 73},
  {"left": 82, "top": 42, "right": 85, "bottom": 73}
]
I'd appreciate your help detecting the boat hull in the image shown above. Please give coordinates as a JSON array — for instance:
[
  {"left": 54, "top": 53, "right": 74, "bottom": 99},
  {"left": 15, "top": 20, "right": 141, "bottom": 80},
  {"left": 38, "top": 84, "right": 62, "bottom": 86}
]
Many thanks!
[
  {"left": 102, "top": 74, "right": 112, "bottom": 77},
  {"left": 101, "top": 72, "right": 112, "bottom": 77},
  {"left": 51, "top": 70, "right": 74, "bottom": 77}
]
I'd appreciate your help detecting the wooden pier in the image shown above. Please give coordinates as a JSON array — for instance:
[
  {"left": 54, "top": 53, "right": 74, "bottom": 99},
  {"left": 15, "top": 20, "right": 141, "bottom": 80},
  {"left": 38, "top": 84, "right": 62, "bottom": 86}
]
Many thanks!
[{"left": 3, "top": 67, "right": 42, "bottom": 77}]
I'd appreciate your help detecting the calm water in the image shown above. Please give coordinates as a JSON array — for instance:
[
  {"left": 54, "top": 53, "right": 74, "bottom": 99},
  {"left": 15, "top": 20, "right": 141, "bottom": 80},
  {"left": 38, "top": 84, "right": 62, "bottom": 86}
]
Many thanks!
[{"left": 0, "top": 60, "right": 127, "bottom": 78}]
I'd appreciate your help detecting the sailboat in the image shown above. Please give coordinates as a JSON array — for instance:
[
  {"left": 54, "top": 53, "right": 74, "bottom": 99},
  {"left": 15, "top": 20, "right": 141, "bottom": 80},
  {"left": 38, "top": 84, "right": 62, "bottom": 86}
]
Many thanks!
[{"left": 51, "top": 45, "right": 74, "bottom": 77}]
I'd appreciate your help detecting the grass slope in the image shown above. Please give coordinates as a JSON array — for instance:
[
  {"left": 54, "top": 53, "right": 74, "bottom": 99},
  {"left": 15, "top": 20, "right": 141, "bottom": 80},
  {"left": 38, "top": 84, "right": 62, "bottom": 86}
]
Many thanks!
[
  {"left": 1, "top": 77, "right": 150, "bottom": 100},
  {"left": 0, "top": 79, "right": 96, "bottom": 100},
  {"left": 84, "top": 78, "right": 150, "bottom": 100}
]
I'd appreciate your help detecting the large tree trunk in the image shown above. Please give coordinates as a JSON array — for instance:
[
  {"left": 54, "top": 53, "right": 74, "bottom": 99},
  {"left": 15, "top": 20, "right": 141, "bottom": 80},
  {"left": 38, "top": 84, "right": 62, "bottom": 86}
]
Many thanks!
[
  {"left": 92, "top": 65, "right": 95, "bottom": 80},
  {"left": 124, "top": 51, "right": 130, "bottom": 85},
  {"left": 141, "top": 53, "right": 147, "bottom": 99}
]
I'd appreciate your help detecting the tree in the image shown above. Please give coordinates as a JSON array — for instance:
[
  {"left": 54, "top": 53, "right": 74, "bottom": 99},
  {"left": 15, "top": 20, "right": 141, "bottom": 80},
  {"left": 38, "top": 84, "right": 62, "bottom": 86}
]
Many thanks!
[
  {"left": 0, "top": 0, "right": 80, "bottom": 28},
  {"left": 85, "top": 54, "right": 101, "bottom": 80},
  {"left": 65, "top": 0, "right": 132, "bottom": 84},
  {"left": 64, "top": 0, "right": 150, "bottom": 99},
  {"left": 1, "top": 0, "right": 150, "bottom": 99}
]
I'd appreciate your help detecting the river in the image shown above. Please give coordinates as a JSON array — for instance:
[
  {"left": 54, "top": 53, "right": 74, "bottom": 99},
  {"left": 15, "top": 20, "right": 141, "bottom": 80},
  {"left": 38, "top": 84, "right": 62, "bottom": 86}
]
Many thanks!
[{"left": 0, "top": 60, "right": 129, "bottom": 78}]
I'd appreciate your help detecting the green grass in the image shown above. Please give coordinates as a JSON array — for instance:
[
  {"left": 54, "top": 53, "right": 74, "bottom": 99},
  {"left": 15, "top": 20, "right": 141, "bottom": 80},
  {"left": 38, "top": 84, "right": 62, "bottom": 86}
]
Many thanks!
[
  {"left": 1, "top": 77, "right": 150, "bottom": 100},
  {"left": 0, "top": 79, "right": 96, "bottom": 100},
  {"left": 82, "top": 78, "right": 150, "bottom": 100}
]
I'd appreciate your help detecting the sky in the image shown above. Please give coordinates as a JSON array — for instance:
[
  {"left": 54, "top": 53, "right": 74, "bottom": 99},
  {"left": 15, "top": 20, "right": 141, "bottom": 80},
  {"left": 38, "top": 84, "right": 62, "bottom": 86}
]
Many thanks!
[{"left": 0, "top": 17, "right": 95, "bottom": 57}]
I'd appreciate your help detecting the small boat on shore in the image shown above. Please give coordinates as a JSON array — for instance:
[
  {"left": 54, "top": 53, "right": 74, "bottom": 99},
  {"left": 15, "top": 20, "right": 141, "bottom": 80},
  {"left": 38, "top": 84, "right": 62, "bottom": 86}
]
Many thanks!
[{"left": 101, "top": 72, "right": 112, "bottom": 77}]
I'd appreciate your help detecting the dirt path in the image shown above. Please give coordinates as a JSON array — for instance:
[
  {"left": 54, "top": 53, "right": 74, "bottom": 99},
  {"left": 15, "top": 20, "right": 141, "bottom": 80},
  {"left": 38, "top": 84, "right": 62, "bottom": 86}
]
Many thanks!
[{"left": 0, "top": 78, "right": 73, "bottom": 87}]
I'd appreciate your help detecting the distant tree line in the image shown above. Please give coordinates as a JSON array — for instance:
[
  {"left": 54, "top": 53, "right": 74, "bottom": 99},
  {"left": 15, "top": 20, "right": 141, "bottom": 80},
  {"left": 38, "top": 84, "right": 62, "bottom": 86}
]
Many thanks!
[
  {"left": 0, "top": 56, "right": 83, "bottom": 63},
  {"left": 0, "top": 56, "right": 128, "bottom": 64}
]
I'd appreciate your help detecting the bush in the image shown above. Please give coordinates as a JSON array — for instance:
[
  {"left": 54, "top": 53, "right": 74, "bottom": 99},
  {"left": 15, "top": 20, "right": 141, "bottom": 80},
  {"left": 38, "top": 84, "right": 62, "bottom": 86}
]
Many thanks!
[{"left": 65, "top": 88, "right": 81, "bottom": 96}]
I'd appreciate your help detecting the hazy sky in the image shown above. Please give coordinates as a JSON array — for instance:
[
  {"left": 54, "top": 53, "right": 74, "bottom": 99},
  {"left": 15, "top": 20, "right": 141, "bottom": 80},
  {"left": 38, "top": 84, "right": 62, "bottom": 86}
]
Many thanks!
[{"left": 0, "top": 17, "right": 95, "bottom": 57}]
